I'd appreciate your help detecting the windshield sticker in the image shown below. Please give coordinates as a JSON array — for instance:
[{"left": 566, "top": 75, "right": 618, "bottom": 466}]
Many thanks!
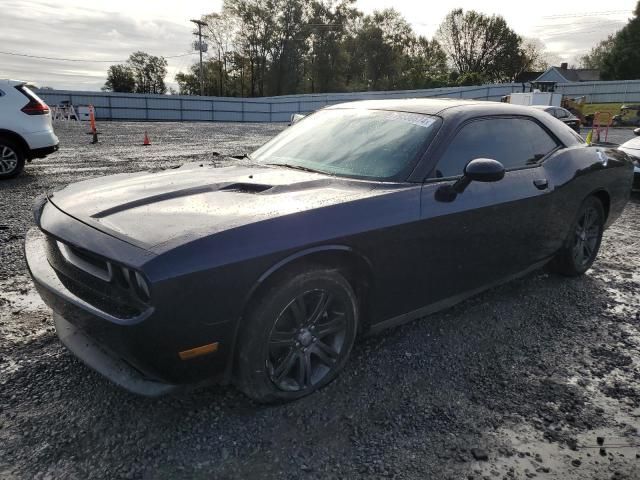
[{"left": 382, "top": 111, "right": 437, "bottom": 129}]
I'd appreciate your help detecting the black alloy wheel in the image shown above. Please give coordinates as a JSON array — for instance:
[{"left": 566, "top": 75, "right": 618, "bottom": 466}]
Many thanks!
[
  {"left": 267, "top": 289, "right": 348, "bottom": 392},
  {"left": 572, "top": 204, "right": 601, "bottom": 268},
  {"left": 548, "top": 196, "right": 604, "bottom": 276},
  {"left": 235, "top": 268, "right": 358, "bottom": 403}
]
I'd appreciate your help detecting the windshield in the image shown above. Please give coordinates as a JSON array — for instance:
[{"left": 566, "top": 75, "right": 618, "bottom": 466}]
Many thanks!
[{"left": 251, "top": 108, "right": 441, "bottom": 180}]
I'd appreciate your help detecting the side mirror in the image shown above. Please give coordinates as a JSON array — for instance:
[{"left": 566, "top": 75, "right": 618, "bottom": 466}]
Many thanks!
[
  {"left": 634, "top": 127, "right": 640, "bottom": 136},
  {"left": 289, "top": 113, "right": 305, "bottom": 126},
  {"left": 464, "top": 158, "right": 506, "bottom": 183},
  {"left": 435, "top": 158, "right": 505, "bottom": 202}
]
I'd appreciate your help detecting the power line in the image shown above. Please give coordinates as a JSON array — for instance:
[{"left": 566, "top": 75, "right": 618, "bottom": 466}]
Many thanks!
[
  {"left": 410, "top": 12, "right": 631, "bottom": 30},
  {"left": 541, "top": 25, "right": 624, "bottom": 38},
  {"left": 0, "top": 51, "right": 196, "bottom": 63},
  {"left": 534, "top": 19, "right": 625, "bottom": 28},
  {"left": 542, "top": 10, "right": 631, "bottom": 19}
]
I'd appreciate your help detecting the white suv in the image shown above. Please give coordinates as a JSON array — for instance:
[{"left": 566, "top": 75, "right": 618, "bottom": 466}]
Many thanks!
[{"left": 0, "top": 79, "right": 59, "bottom": 179}]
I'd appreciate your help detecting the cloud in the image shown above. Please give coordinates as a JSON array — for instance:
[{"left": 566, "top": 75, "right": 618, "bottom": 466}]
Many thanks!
[
  {"left": 530, "top": 16, "right": 626, "bottom": 64},
  {"left": 0, "top": 0, "right": 196, "bottom": 90}
]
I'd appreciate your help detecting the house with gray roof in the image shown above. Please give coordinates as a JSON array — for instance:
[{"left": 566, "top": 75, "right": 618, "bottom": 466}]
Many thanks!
[{"left": 535, "top": 63, "right": 601, "bottom": 83}]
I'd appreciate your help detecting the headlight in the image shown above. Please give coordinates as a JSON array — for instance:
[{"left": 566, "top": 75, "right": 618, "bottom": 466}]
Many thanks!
[
  {"left": 134, "top": 271, "right": 150, "bottom": 301},
  {"left": 116, "top": 266, "right": 151, "bottom": 302}
]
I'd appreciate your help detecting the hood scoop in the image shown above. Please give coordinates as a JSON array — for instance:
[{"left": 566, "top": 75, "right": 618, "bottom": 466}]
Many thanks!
[{"left": 220, "top": 182, "right": 273, "bottom": 194}]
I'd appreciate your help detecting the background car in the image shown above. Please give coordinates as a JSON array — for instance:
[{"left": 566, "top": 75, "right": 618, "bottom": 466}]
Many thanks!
[
  {"left": 0, "top": 79, "right": 59, "bottom": 179},
  {"left": 618, "top": 131, "right": 640, "bottom": 190},
  {"left": 531, "top": 105, "right": 582, "bottom": 133},
  {"left": 25, "top": 99, "right": 633, "bottom": 403},
  {"left": 612, "top": 104, "right": 640, "bottom": 127}
]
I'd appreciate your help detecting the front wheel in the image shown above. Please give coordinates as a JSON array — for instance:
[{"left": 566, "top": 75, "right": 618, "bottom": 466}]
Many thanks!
[
  {"left": 235, "top": 268, "right": 358, "bottom": 403},
  {"left": 548, "top": 196, "right": 604, "bottom": 276},
  {"left": 0, "top": 138, "right": 25, "bottom": 179}
]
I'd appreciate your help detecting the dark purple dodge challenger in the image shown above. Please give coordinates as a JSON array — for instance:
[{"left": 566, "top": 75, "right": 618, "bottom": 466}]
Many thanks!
[{"left": 25, "top": 99, "right": 634, "bottom": 402}]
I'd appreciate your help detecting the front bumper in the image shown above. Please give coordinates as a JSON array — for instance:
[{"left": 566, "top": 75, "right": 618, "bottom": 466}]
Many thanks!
[
  {"left": 54, "top": 312, "right": 176, "bottom": 396},
  {"left": 25, "top": 223, "right": 236, "bottom": 395}
]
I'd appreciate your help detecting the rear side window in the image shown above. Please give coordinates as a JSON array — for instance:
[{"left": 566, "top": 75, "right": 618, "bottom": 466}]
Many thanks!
[
  {"left": 556, "top": 108, "right": 569, "bottom": 119},
  {"left": 17, "top": 85, "right": 46, "bottom": 104},
  {"left": 433, "top": 117, "right": 559, "bottom": 178}
]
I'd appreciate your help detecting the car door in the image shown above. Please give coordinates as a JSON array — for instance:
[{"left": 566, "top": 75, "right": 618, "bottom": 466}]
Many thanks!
[{"left": 415, "top": 116, "right": 561, "bottom": 304}]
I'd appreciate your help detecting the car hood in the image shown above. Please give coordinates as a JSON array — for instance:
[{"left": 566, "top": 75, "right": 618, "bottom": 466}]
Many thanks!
[
  {"left": 619, "top": 136, "right": 640, "bottom": 151},
  {"left": 619, "top": 138, "right": 640, "bottom": 169},
  {"left": 48, "top": 163, "right": 393, "bottom": 252}
]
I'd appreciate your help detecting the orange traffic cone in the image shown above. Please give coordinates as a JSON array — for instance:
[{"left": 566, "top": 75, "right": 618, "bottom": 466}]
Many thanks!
[
  {"left": 143, "top": 131, "right": 151, "bottom": 146},
  {"left": 87, "top": 105, "right": 99, "bottom": 144}
]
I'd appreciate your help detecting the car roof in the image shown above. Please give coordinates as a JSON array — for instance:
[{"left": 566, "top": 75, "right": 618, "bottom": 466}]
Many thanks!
[
  {"left": 326, "top": 98, "right": 566, "bottom": 118},
  {"left": 327, "top": 98, "right": 489, "bottom": 116},
  {"left": 0, "top": 79, "right": 27, "bottom": 87},
  {"left": 326, "top": 98, "right": 582, "bottom": 147},
  {"left": 530, "top": 105, "right": 555, "bottom": 110}
]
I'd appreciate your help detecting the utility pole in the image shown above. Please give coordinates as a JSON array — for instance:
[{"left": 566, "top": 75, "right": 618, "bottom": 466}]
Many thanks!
[{"left": 190, "top": 19, "right": 208, "bottom": 96}]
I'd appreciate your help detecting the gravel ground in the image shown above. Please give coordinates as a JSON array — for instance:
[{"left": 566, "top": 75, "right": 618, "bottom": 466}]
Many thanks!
[{"left": 1, "top": 121, "right": 639, "bottom": 480}]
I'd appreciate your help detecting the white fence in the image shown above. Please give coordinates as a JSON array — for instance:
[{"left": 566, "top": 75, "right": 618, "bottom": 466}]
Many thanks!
[{"left": 35, "top": 80, "right": 640, "bottom": 123}]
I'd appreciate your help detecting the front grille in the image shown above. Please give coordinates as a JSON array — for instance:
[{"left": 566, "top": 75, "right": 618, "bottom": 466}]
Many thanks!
[{"left": 45, "top": 235, "right": 149, "bottom": 319}]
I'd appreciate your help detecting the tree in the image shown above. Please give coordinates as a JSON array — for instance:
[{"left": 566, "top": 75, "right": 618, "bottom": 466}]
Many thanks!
[
  {"left": 520, "top": 38, "right": 550, "bottom": 71},
  {"left": 102, "top": 64, "right": 136, "bottom": 92},
  {"left": 224, "top": 0, "right": 278, "bottom": 96},
  {"left": 175, "top": 60, "right": 226, "bottom": 95},
  {"left": 103, "top": 52, "right": 167, "bottom": 94},
  {"left": 580, "top": 35, "right": 616, "bottom": 69},
  {"left": 127, "top": 51, "right": 168, "bottom": 94},
  {"left": 399, "top": 36, "right": 448, "bottom": 89},
  {"left": 352, "top": 9, "right": 415, "bottom": 90},
  {"left": 455, "top": 72, "right": 488, "bottom": 86},
  {"left": 179, "top": 3, "right": 576, "bottom": 96},
  {"left": 305, "top": 0, "right": 360, "bottom": 93},
  {"left": 436, "top": 9, "right": 523, "bottom": 82},
  {"left": 202, "top": 12, "right": 239, "bottom": 96},
  {"left": 600, "top": 2, "right": 640, "bottom": 80}
]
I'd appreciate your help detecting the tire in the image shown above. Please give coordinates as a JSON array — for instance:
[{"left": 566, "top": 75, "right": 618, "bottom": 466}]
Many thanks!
[
  {"left": 235, "top": 268, "right": 358, "bottom": 403},
  {"left": 0, "top": 137, "right": 25, "bottom": 179},
  {"left": 548, "top": 196, "right": 604, "bottom": 276}
]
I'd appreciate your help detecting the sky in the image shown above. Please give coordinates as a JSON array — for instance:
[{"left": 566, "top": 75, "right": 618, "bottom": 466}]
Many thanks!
[{"left": 0, "top": 0, "right": 636, "bottom": 92}]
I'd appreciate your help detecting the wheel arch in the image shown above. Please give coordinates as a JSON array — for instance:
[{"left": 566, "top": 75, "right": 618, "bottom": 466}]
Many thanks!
[
  {"left": 248, "top": 245, "right": 374, "bottom": 327},
  {"left": 0, "top": 129, "right": 29, "bottom": 158},
  {"left": 590, "top": 188, "right": 611, "bottom": 222},
  {"left": 225, "top": 245, "right": 375, "bottom": 382}
]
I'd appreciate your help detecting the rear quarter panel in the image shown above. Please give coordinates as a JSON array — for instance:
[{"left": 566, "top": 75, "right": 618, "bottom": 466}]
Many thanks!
[{"left": 543, "top": 145, "right": 632, "bottom": 245}]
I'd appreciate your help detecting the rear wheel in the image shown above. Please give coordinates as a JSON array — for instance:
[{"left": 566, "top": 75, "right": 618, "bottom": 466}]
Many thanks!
[
  {"left": 548, "top": 196, "right": 604, "bottom": 276},
  {"left": 235, "top": 268, "right": 358, "bottom": 403},
  {"left": 0, "top": 138, "right": 25, "bottom": 179}
]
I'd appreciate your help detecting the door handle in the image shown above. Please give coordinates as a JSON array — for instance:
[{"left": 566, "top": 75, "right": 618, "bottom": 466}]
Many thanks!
[{"left": 533, "top": 179, "right": 548, "bottom": 190}]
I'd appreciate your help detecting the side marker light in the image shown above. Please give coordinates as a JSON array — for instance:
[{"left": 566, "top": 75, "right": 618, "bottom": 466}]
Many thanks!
[{"left": 178, "top": 343, "right": 219, "bottom": 360}]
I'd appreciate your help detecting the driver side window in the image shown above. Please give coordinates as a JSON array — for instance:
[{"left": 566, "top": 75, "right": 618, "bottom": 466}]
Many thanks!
[{"left": 432, "top": 117, "right": 559, "bottom": 178}]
